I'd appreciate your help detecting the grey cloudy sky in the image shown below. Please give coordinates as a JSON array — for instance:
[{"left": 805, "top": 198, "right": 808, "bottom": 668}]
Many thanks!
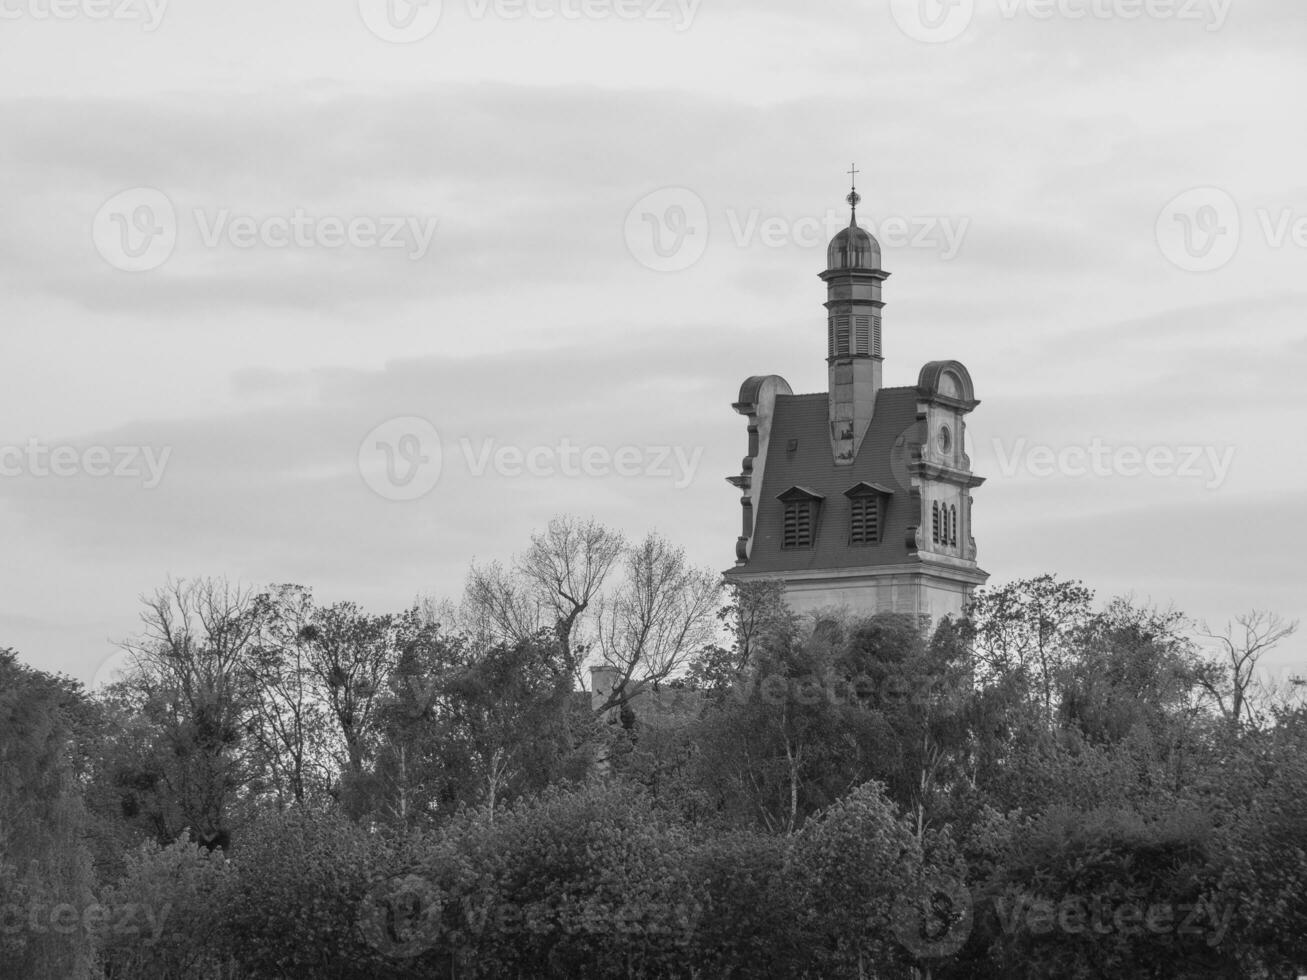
[{"left": 1, "top": 0, "right": 1304, "bottom": 683}]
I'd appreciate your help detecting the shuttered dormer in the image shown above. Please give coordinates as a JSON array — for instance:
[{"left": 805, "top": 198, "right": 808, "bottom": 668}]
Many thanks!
[
  {"left": 844, "top": 481, "right": 894, "bottom": 547},
  {"left": 777, "top": 486, "right": 824, "bottom": 549}
]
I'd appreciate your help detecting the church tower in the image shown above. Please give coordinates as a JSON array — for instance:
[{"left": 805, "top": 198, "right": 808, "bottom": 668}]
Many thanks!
[
  {"left": 724, "top": 174, "right": 988, "bottom": 623},
  {"left": 822, "top": 175, "right": 888, "bottom": 464}
]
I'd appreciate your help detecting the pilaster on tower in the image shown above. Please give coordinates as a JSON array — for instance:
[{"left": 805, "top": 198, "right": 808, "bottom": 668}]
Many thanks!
[{"left": 820, "top": 172, "right": 889, "bottom": 464}]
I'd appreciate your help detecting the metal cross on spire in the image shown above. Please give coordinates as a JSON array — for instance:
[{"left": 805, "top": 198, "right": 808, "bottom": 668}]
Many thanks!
[{"left": 846, "top": 163, "right": 862, "bottom": 221}]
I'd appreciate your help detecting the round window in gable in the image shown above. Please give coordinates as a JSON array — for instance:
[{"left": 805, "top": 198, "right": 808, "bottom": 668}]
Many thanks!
[{"left": 937, "top": 425, "right": 952, "bottom": 454}]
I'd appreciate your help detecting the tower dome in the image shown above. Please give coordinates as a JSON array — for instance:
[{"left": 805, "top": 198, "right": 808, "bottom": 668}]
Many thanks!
[{"left": 826, "top": 217, "right": 882, "bottom": 271}]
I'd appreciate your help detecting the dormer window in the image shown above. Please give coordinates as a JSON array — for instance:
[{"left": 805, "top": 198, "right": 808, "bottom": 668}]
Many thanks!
[
  {"left": 850, "top": 495, "right": 878, "bottom": 544},
  {"left": 777, "top": 487, "right": 824, "bottom": 549},
  {"left": 844, "top": 482, "right": 893, "bottom": 547}
]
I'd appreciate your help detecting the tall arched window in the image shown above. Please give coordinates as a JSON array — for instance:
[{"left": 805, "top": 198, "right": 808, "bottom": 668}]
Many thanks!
[
  {"left": 950, "top": 504, "right": 958, "bottom": 546},
  {"left": 931, "top": 502, "right": 940, "bottom": 543}
]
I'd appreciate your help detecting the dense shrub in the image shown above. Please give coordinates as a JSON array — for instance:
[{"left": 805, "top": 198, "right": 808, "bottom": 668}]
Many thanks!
[
  {"left": 1214, "top": 718, "right": 1307, "bottom": 976},
  {"left": 975, "top": 805, "right": 1242, "bottom": 979},
  {"left": 97, "top": 839, "right": 233, "bottom": 980},
  {"left": 220, "top": 810, "right": 408, "bottom": 980},
  {"left": 416, "top": 781, "right": 697, "bottom": 979},
  {"left": 682, "top": 830, "right": 803, "bottom": 978},
  {"left": 793, "top": 781, "right": 926, "bottom": 977},
  {"left": 0, "top": 648, "right": 99, "bottom": 980}
]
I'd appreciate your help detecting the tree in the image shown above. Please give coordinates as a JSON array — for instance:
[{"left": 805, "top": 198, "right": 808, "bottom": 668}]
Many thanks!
[
  {"left": 0, "top": 649, "right": 99, "bottom": 980},
  {"left": 1214, "top": 710, "right": 1307, "bottom": 975},
  {"left": 1197, "top": 610, "right": 1299, "bottom": 732},
  {"left": 793, "top": 781, "right": 925, "bottom": 977},
  {"left": 461, "top": 559, "right": 545, "bottom": 650},
  {"left": 117, "top": 577, "right": 265, "bottom": 848},
  {"left": 688, "top": 611, "right": 968, "bottom": 836},
  {"left": 370, "top": 629, "right": 591, "bottom": 826},
  {"left": 967, "top": 575, "right": 1095, "bottom": 727},
  {"left": 244, "top": 584, "right": 335, "bottom": 808},
  {"left": 685, "top": 578, "right": 796, "bottom": 693},
  {"left": 460, "top": 518, "right": 720, "bottom": 711},
  {"left": 462, "top": 516, "right": 625, "bottom": 685},
  {"left": 980, "top": 804, "right": 1240, "bottom": 979},
  {"left": 517, "top": 516, "right": 626, "bottom": 680},
  {"left": 592, "top": 532, "right": 721, "bottom": 713},
  {"left": 301, "top": 602, "right": 410, "bottom": 801},
  {"left": 97, "top": 839, "right": 233, "bottom": 980},
  {"left": 421, "top": 783, "right": 698, "bottom": 979}
]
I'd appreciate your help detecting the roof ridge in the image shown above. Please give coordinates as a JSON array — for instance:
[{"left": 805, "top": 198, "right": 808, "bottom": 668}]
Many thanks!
[{"left": 783, "top": 386, "right": 917, "bottom": 399}]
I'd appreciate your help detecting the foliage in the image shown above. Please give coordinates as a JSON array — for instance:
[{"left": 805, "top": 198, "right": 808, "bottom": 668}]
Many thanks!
[
  {"left": 5, "top": 554, "right": 1307, "bottom": 979},
  {"left": 97, "top": 839, "right": 233, "bottom": 980},
  {"left": 792, "top": 781, "right": 925, "bottom": 976},
  {"left": 0, "top": 647, "right": 99, "bottom": 980},
  {"left": 219, "top": 809, "right": 403, "bottom": 980}
]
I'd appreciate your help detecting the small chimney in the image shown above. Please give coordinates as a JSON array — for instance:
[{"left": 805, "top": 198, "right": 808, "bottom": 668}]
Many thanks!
[{"left": 590, "top": 665, "right": 619, "bottom": 713}]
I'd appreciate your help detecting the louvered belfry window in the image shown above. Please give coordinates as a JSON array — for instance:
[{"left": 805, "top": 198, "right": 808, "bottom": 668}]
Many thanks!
[
  {"left": 849, "top": 494, "right": 880, "bottom": 545},
  {"left": 783, "top": 499, "right": 814, "bottom": 549},
  {"left": 932, "top": 502, "right": 941, "bottom": 543},
  {"left": 854, "top": 315, "right": 871, "bottom": 355},
  {"left": 833, "top": 315, "right": 851, "bottom": 357}
]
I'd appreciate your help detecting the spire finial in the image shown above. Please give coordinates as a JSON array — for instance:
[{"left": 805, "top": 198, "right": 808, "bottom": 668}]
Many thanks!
[{"left": 846, "top": 163, "right": 861, "bottom": 223}]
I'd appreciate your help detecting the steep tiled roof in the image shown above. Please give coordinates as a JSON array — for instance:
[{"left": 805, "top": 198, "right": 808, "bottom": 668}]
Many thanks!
[{"left": 729, "top": 386, "right": 921, "bottom": 575}]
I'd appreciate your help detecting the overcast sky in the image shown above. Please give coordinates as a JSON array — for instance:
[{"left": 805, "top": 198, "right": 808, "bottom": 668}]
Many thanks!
[{"left": 1, "top": 0, "right": 1304, "bottom": 685}]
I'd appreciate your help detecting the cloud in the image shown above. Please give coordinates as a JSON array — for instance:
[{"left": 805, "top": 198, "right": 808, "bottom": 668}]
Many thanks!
[{"left": 1, "top": 0, "right": 1305, "bottom": 682}]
